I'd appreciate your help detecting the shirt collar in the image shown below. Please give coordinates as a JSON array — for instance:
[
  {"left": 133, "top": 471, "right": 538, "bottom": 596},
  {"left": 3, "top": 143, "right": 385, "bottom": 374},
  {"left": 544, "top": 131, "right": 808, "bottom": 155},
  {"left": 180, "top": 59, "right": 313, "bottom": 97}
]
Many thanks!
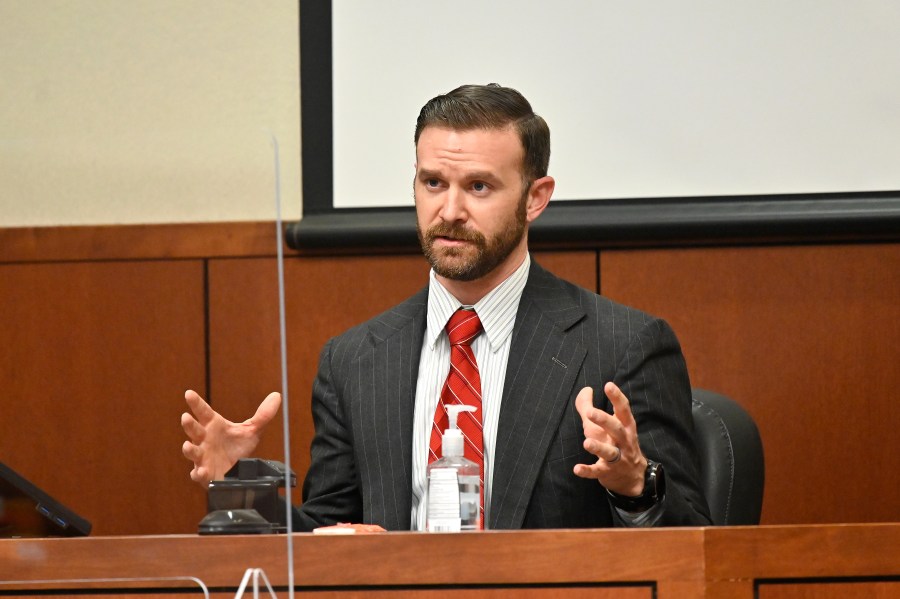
[{"left": 425, "top": 253, "right": 531, "bottom": 352}]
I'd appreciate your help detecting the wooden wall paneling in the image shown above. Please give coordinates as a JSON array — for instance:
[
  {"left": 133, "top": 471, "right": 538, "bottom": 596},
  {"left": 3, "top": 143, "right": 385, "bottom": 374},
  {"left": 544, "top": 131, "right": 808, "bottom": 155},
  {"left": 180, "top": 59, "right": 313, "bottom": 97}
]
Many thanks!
[
  {"left": 0, "top": 222, "right": 278, "bottom": 263},
  {"left": 204, "top": 250, "right": 596, "bottom": 515},
  {"left": 0, "top": 260, "right": 208, "bottom": 535},
  {"left": 531, "top": 250, "right": 597, "bottom": 293},
  {"left": 599, "top": 244, "right": 900, "bottom": 525}
]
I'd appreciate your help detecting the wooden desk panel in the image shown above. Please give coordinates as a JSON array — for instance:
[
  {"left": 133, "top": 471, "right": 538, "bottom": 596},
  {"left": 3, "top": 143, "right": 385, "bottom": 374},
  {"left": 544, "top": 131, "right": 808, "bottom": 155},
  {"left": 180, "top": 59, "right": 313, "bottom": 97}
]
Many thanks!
[
  {"left": 299, "top": 589, "right": 650, "bottom": 599},
  {"left": 2, "top": 525, "right": 895, "bottom": 598},
  {"left": 757, "top": 582, "right": 900, "bottom": 599},
  {"left": 0, "top": 529, "right": 701, "bottom": 598},
  {"left": 705, "top": 524, "right": 900, "bottom": 599},
  {"left": 705, "top": 523, "right": 900, "bottom": 580}
]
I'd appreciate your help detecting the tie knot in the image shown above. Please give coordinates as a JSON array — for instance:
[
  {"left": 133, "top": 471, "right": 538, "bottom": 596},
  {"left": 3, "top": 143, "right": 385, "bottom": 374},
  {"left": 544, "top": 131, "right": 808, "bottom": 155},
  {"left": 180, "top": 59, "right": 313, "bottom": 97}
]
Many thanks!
[{"left": 446, "top": 309, "right": 482, "bottom": 346}]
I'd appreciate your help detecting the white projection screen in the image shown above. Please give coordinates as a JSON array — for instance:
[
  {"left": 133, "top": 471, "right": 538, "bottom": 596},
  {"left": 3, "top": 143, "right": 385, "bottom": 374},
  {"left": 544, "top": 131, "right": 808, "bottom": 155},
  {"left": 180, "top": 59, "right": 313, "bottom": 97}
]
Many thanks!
[{"left": 290, "top": 0, "right": 900, "bottom": 248}]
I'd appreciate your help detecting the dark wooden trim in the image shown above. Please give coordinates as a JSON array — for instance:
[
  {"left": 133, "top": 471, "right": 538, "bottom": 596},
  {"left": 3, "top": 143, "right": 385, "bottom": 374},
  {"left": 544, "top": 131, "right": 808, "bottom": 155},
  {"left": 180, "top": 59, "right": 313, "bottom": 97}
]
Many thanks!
[
  {"left": 4, "top": 195, "right": 898, "bottom": 265},
  {"left": 0, "top": 222, "right": 280, "bottom": 264}
]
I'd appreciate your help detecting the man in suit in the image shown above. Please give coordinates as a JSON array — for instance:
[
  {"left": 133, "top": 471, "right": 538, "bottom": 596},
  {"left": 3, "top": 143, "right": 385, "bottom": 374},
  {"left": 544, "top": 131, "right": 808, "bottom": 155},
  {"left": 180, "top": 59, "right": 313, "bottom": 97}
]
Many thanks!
[{"left": 182, "top": 84, "right": 711, "bottom": 530}]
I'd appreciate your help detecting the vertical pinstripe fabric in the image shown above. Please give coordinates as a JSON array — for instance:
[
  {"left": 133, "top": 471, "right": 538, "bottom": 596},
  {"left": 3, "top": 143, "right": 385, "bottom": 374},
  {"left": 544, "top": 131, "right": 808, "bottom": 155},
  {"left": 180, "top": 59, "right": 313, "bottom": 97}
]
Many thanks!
[
  {"left": 410, "top": 255, "right": 530, "bottom": 530},
  {"left": 296, "top": 258, "right": 711, "bottom": 531}
]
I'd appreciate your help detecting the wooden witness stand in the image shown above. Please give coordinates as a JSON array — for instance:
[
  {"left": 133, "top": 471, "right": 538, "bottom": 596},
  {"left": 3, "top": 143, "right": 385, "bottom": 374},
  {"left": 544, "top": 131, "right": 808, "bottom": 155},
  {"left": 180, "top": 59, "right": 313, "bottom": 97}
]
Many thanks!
[{"left": 1, "top": 524, "right": 897, "bottom": 598}]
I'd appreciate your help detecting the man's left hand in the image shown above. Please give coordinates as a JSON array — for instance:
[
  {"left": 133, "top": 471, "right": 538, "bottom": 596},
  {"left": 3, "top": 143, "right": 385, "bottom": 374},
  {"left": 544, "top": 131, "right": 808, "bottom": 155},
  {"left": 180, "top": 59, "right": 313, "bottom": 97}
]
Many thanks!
[{"left": 573, "top": 382, "right": 647, "bottom": 497}]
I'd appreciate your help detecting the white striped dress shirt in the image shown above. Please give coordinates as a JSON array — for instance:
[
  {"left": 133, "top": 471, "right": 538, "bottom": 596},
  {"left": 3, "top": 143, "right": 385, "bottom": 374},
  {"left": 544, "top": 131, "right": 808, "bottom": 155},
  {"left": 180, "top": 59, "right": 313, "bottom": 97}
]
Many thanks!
[{"left": 410, "top": 254, "right": 531, "bottom": 530}]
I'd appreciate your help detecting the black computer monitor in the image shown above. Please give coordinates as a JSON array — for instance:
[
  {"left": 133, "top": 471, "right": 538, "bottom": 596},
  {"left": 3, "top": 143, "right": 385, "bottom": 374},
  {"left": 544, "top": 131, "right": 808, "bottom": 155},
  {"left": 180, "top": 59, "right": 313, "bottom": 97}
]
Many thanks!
[{"left": 0, "top": 460, "right": 92, "bottom": 537}]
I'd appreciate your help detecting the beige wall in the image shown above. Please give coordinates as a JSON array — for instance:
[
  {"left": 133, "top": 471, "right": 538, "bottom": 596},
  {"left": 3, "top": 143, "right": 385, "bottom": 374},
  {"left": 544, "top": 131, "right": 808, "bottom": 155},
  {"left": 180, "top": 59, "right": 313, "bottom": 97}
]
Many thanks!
[{"left": 0, "top": 0, "right": 301, "bottom": 226}]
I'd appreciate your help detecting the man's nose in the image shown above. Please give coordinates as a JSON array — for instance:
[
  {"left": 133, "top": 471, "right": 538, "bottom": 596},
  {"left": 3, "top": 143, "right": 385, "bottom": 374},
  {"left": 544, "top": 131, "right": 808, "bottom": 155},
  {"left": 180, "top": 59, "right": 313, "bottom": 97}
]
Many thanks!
[{"left": 439, "top": 186, "right": 468, "bottom": 222}]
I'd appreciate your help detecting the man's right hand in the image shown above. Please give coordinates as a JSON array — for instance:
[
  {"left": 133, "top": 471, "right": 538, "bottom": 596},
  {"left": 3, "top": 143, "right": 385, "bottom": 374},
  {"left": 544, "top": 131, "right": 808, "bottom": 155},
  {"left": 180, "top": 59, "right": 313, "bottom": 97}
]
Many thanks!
[{"left": 180, "top": 389, "right": 282, "bottom": 486}]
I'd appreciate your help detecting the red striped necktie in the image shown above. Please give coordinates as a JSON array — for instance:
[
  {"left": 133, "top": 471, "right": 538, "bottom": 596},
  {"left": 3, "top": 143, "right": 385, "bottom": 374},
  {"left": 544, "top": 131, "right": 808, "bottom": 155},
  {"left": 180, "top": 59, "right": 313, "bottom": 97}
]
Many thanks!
[{"left": 429, "top": 308, "right": 484, "bottom": 527}]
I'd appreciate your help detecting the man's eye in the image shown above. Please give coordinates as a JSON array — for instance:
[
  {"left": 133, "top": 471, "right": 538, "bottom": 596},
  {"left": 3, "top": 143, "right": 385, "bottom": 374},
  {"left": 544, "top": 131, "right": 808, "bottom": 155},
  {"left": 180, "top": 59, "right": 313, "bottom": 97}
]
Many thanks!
[
  {"left": 472, "top": 182, "right": 487, "bottom": 192},
  {"left": 426, "top": 178, "right": 440, "bottom": 188}
]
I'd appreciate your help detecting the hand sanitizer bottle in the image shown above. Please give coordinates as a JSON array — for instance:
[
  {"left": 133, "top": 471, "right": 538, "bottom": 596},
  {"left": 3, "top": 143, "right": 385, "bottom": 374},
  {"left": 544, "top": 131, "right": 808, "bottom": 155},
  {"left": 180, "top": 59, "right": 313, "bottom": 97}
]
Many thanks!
[{"left": 426, "top": 405, "right": 481, "bottom": 532}]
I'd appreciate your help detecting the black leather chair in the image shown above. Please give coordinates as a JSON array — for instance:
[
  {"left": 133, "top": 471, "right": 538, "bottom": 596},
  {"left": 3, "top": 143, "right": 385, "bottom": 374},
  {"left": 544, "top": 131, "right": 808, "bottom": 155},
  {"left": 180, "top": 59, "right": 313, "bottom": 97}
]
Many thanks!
[{"left": 691, "top": 389, "right": 765, "bottom": 525}]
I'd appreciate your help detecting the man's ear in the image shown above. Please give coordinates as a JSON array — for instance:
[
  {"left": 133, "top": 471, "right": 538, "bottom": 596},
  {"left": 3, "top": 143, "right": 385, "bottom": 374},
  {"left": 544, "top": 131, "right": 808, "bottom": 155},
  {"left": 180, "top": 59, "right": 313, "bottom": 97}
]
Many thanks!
[{"left": 525, "top": 176, "right": 555, "bottom": 223}]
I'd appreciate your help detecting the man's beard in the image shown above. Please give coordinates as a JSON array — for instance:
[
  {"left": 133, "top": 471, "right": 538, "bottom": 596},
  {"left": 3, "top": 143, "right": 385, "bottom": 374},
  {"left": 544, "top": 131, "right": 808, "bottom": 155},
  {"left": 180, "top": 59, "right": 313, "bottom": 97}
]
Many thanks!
[{"left": 417, "top": 196, "right": 527, "bottom": 282}]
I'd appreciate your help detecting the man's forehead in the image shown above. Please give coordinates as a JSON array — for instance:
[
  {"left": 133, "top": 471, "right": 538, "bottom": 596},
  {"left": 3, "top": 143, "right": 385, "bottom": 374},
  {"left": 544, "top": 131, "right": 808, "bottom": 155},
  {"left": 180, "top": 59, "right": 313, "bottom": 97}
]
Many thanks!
[{"left": 415, "top": 125, "right": 523, "bottom": 160}]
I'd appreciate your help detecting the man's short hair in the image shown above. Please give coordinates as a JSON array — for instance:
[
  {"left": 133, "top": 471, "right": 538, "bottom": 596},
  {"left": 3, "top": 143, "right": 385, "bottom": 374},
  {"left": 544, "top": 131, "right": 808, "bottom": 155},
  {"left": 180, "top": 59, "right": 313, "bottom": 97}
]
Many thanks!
[{"left": 414, "top": 84, "right": 550, "bottom": 185}]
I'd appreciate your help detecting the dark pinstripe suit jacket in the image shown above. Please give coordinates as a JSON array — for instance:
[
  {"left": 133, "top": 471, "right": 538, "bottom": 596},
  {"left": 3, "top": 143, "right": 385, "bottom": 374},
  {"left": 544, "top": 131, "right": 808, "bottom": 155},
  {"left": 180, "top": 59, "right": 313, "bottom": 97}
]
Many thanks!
[{"left": 294, "top": 261, "right": 711, "bottom": 530}]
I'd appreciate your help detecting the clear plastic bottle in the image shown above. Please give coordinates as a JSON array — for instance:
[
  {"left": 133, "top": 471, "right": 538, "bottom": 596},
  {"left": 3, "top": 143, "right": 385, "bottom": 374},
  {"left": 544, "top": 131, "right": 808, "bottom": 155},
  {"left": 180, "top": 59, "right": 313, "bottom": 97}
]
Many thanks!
[{"left": 426, "top": 405, "right": 481, "bottom": 532}]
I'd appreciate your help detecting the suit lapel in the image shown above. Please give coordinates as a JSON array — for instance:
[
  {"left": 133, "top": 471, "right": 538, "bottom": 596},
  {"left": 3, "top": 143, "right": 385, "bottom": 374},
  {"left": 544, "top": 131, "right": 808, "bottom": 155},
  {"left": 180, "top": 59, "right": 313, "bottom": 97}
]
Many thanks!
[
  {"left": 489, "top": 263, "right": 587, "bottom": 529},
  {"left": 353, "top": 288, "right": 427, "bottom": 530}
]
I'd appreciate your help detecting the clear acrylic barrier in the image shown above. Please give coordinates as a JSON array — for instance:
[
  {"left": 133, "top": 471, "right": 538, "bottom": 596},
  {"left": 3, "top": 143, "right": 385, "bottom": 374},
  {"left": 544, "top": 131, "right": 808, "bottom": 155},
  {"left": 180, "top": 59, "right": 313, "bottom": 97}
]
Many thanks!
[{"left": 0, "top": 130, "right": 296, "bottom": 598}]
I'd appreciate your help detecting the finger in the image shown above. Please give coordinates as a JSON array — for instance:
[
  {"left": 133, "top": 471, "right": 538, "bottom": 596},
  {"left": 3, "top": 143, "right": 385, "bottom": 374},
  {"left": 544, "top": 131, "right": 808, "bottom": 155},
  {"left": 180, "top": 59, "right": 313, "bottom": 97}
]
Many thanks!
[
  {"left": 604, "top": 382, "right": 636, "bottom": 429},
  {"left": 184, "top": 389, "right": 216, "bottom": 425},
  {"left": 180, "top": 412, "right": 206, "bottom": 443},
  {"left": 575, "top": 387, "right": 624, "bottom": 458},
  {"left": 574, "top": 386, "right": 594, "bottom": 421},
  {"left": 573, "top": 461, "right": 611, "bottom": 480},
  {"left": 589, "top": 409, "right": 628, "bottom": 447},
  {"left": 248, "top": 392, "right": 282, "bottom": 427},
  {"left": 575, "top": 387, "right": 607, "bottom": 440},
  {"left": 576, "top": 393, "right": 627, "bottom": 445},
  {"left": 574, "top": 387, "right": 607, "bottom": 437},
  {"left": 583, "top": 438, "right": 621, "bottom": 462},
  {"left": 182, "top": 440, "right": 202, "bottom": 462},
  {"left": 189, "top": 466, "right": 210, "bottom": 485},
  {"left": 573, "top": 463, "right": 591, "bottom": 479},
  {"left": 584, "top": 408, "right": 631, "bottom": 458}
]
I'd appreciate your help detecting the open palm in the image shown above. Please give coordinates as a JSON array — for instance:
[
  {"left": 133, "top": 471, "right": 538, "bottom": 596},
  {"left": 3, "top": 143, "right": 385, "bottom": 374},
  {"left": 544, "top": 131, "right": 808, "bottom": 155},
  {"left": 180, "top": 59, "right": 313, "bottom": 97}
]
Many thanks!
[{"left": 181, "top": 389, "right": 282, "bottom": 485}]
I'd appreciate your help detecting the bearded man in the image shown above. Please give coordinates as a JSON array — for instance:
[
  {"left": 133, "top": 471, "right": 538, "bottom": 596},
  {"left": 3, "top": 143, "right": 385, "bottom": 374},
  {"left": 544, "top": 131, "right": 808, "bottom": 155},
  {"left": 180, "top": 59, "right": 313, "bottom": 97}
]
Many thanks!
[{"left": 182, "top": 84, "right": 712, "bottom": 530}]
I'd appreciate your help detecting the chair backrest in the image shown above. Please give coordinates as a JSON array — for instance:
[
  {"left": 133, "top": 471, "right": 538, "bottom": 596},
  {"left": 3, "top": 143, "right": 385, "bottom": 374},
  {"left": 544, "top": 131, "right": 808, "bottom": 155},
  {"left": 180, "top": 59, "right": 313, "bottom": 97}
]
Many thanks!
[{"left": 691, "top": 389, "right": 765, "bottom": 525}]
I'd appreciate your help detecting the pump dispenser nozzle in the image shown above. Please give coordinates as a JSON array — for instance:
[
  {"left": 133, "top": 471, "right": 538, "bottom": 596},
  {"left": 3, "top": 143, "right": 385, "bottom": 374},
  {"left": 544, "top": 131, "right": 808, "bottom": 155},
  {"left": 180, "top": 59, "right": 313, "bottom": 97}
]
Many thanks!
[{"left": 442, "top": 405, "right": 475, "bottom": 458}]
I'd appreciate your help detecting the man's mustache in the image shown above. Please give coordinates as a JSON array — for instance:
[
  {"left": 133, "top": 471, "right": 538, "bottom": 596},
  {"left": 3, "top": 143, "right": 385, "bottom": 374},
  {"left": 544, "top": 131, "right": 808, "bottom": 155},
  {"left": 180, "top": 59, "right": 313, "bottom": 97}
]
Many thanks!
[{"left": 425, "top": 223, "right": 485, "bottom": 244}]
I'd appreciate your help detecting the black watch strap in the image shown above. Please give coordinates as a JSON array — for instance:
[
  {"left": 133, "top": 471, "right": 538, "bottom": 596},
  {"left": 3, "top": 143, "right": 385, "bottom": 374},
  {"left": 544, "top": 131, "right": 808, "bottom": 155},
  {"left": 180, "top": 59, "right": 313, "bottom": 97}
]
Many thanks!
[{"left": 606, "top": 459, "right": 666, "bottom": 513}]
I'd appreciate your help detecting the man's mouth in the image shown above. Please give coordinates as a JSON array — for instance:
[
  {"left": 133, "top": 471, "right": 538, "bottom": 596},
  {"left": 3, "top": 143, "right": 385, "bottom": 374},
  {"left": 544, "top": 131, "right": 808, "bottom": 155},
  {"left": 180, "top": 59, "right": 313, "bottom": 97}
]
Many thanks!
[
  {"left": 434, "top": 235, "right": 468, "bottom": 246},
  {"left": 425, "top": 223, "right": 484, "bottom": 250}
]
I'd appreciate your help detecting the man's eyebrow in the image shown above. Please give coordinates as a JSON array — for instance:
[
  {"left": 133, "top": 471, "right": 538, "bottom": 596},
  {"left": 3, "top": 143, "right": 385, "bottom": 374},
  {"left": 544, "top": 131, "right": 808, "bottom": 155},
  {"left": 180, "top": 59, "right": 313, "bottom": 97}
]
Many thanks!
[
  {"left": 416, "top": 168, "right": 443, "bottom": 179},
  {"left": 415, "top": 168, "right": 503, "bottom": 185},
  {"left": 465, "top": 171, "right": 502, "bottom": 184}
]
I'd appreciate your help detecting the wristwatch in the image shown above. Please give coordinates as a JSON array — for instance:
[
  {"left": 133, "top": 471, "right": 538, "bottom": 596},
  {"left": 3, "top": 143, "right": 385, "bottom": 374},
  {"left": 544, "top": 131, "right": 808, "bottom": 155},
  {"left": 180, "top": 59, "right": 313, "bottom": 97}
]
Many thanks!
[{"left": 606, "top": 459, "right": 666, "bottom": 513}]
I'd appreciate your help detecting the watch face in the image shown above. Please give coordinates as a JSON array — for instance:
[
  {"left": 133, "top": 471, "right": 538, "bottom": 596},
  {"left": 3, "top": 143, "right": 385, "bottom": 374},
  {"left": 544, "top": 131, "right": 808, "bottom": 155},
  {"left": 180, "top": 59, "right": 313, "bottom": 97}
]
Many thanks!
[{"left": 648, "top": 461, "right": 665, "bottom": 500}]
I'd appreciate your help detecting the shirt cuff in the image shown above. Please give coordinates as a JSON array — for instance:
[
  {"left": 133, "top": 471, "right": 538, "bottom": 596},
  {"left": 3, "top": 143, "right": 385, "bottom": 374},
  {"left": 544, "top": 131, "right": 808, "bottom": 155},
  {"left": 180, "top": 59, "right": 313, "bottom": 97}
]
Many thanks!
[{"left": 614, "top": 495, "right": 666, "bottom": 527}]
